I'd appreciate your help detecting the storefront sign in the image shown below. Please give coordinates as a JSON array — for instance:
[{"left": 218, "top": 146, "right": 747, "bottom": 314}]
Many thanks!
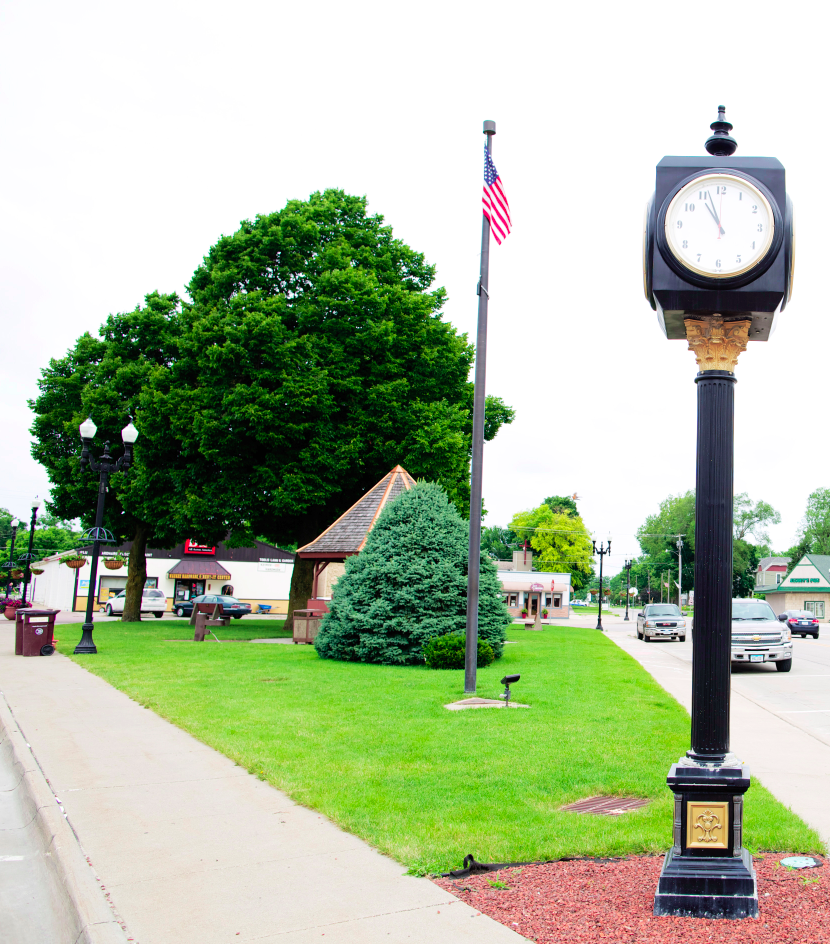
[
  {"left": 551, "top": 581, "right": 555, "bottom": 591},
  {"left": 530, "top": 583, "right": 544, "bottom": 592},
  {"left": 79, "top": 580, "right": 90, "bottom": 590},
  {"left": 184, "top": 540, "right": 216, "bottom": 555},
  {"left": 257, "top": 562, "right": 285, "bottom": 572}
]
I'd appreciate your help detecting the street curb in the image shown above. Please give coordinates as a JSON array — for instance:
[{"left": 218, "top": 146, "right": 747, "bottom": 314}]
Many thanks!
[{"left": 0, "top": 691, "right": 130, "bottom": 944}]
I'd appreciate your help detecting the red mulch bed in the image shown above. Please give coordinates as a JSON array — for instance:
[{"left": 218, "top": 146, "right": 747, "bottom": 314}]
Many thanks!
[{"left": 433, "top": 854, "right": 827, "bottom": 942}]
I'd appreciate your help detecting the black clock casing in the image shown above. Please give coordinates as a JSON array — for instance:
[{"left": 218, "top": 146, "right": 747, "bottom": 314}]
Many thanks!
[{"left": 645, "top": 156, "right": 794, "bottom": 341}]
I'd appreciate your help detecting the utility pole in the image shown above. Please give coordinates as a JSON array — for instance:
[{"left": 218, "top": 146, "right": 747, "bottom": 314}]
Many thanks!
[
  {"left": 624, "top": 559, "right": 632, "bottom": 621},
  {"left": 677, "top": 535, "right": 684, "bottom": 608}
]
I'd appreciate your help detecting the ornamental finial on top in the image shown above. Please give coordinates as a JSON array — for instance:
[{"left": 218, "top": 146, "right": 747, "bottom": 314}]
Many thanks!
[{"left": 705, "top": 106, "right": 738, "bottom": 157}]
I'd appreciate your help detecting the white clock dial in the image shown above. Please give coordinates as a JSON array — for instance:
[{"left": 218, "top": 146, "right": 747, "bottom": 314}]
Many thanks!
[{"left": 665, "top": 174, "right": 774, "bottom": 278}]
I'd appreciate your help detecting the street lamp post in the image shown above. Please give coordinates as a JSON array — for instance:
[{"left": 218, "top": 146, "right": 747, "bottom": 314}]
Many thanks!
[
  {"left": 677, "top": 536, "right": 683, "bottom": 608},
  {"left": 20, "top": 498, "right": 43, "bottom": 606},
  {"left": 592, "top": 539, "right": 611, "bottom": 631},
  {"left": 4, "top": 517, "right": 20, "bottom": 597},
  {"left": 74, "top": 417, "right": 138, "bottom": 655},
  {"left": 624, "top": 559, "right": 632, "bottom": 621}
]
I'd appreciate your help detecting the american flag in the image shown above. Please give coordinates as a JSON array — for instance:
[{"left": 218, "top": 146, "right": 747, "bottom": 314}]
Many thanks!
[{"left": 482, "top": 145, "right": 511, "bottom": 244}]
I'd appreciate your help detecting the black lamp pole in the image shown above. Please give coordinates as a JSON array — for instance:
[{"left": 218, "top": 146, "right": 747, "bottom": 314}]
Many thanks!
[
  {"left": 624, "top": 559, "right": 632, "bottom": 621},
  {"left": 592, "top": 539, "right": 611, "bottom": 631},
  {"left": 4, "top": 518, "right": 19, "bottom": 597},
  {"left": 75, "top": 417, "right": 138, "bottom": 655},
  {"left": 20, "top": 499, "right": 42, "bottom": 606}
]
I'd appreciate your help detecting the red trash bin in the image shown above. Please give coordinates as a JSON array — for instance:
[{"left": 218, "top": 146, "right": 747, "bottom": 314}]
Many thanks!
[{"left": 15, "top": 609, "right": 60, "bottom": 657}]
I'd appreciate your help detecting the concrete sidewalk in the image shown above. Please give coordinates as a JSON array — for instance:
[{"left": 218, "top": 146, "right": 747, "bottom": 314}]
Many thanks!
[{"left": 0, "top": 629, "right": 526, "bottom": 944}]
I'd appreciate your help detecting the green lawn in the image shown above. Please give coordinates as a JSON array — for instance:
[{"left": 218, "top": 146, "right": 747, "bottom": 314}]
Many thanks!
[{"left": 62, "top": 622, "right": 822, "bottom": 874}]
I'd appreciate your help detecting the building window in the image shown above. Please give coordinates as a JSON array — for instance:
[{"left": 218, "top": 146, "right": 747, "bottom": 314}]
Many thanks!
[
  {"left": 776, "top": 573, "right": 782, "bottom": 585},
  {"left": 805, "top": 601, "right": 825, "bottom": 619},
  {"left": 553, "top": 594, "right": 562, "bottom": 608},
  {"left": 506, "top": 593, "right": 518, "bottom": 607},
  {"left": 544, "top": 594, "right": 552, "bottom": 607}
]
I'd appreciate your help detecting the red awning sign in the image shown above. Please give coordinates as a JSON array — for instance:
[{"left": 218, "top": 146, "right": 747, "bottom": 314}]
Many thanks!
[{"left": 184, "top": 539, "right": 216, "bottom": 555}]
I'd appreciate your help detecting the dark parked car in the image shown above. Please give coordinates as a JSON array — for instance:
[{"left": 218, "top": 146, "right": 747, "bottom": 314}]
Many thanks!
[
  {"left": 173, "top": 594, "right": 252, "bottom": 619},
  {"left": 779, "top": 609, "right": 820, "bottom": 639}
]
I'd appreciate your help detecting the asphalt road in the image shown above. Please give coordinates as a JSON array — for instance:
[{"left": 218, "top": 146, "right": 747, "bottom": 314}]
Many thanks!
[{"left": 613, "top": 623, "right": 830, "bottom": 749}]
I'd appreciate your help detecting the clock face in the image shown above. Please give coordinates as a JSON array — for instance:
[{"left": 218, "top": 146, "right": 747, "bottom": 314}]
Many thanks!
[{"left": 664, "top": 173, "right": 775, "bottom": 279}]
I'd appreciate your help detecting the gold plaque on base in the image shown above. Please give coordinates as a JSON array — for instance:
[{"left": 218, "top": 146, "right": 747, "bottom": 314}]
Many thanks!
[{"left": 686, "top": 802, "right": 729, "bottom": 850}]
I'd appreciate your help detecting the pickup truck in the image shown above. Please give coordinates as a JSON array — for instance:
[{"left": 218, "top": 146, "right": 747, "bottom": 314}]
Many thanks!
[
  {"left": 636, "top": 604, "right": 687, "bottom": 641},
  {"left": 731, "top": 599, "right": 793, "bottom": 672}
]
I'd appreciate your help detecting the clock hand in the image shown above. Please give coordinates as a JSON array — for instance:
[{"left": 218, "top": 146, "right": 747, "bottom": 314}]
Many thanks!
[{"left": 706, "top": 191, "right": 726, "bottom": 236}]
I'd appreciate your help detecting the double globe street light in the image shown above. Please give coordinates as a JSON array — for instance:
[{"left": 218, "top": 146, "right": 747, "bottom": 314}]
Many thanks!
[
  {"left": 74, "top": 416, "right": 139, "bottom": 655},
  {"left": 19, "top": 497, "right": 43, "bottom": 606}
]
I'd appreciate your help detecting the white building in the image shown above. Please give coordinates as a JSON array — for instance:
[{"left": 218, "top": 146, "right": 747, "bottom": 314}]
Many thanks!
[{"left": 31, "top": 539, "right": 296, "bottom": 615}]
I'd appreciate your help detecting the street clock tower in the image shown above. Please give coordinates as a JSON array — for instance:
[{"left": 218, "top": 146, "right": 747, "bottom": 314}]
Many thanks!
[{"left": 643, "top": 108, "right": 794, "bottom": 920}]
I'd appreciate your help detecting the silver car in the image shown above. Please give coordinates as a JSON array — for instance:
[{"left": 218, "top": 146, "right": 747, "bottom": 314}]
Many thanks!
[
  {"left": 636, "top": 604, "right": 687, "bottom": 641},
  {"left": 731, "top": 599, "right": 792, "bottom": 671},
  {"left": 103, "top": 588, "right": 167, "bottom": 618}
]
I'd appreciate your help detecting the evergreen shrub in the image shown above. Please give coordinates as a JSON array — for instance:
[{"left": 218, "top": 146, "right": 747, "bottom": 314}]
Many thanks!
[
  {"left": 314, "top": 481, "right": 510, "bottom": 665},
  {"left": 423, "top": 633, "right": 494, "bottom": 669}
]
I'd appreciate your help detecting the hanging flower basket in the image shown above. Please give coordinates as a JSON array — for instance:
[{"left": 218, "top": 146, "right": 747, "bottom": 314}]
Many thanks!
[
  {"left": 10, "top": 569, "right": 24, "bottom": 579},
  {"left": 104, "top": 559, "right": 124, "bottom": 570},
  {"left": 64, "top": 557, "right": 87, "bottom": 570},
  {"left": 30, "top": 566, "right": 44, "bottom": 575}
]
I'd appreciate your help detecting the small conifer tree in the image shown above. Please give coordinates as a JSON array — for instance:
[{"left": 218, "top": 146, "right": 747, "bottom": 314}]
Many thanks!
[{"left": 314, "top": 481, "right": 509, "bottom": 665}]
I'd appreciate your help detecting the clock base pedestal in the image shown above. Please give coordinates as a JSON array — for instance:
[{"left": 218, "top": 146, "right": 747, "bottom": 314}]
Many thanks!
[
  {"left": 653, "top": 760, "right": 758, "bottom": 919},
  {"left": 654, "top": 848, "right": 758, "bottom": 919}
]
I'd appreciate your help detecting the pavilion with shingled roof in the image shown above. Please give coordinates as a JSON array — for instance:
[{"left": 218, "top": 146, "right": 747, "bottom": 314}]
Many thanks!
[{"left": 296, "top": 465, "right": 416, "bottom": 611}]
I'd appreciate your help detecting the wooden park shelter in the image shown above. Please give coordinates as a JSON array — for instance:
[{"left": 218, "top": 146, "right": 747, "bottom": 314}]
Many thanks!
[{"left": 296, "top": 465, "right": 415, "bottom": 612}]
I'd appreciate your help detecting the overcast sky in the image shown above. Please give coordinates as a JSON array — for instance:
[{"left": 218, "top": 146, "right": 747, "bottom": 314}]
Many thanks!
[{"left": 2, "top": 1, "right": 826, "bottom": 574}]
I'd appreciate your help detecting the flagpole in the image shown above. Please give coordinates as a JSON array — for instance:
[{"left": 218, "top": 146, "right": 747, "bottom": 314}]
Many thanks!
[{"left": 464, "top": 119, "right": 496, "bottom": 695}]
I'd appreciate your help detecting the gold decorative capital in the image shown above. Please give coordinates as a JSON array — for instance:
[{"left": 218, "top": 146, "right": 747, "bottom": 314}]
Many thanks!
[{"left": 685, "top": 316, "right": 751, "bottom": 373}]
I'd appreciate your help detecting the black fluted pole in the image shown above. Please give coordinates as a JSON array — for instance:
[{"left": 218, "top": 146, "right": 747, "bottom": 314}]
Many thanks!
[
  {"left": 20, "top": 506, "right": 39, "bottom": 606},
  {"left": 74, "top": 462, "right": 109, "bottom": 655},
  {"left": 6, "top": 523, "right": 18, "bottom": 598},
  {"left": 689, "top": 370, "right": 735, "bottom": 761}
]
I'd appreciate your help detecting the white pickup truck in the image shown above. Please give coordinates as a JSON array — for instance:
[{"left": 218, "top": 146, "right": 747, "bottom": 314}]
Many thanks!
[{"left": 731, "top": 598, "right": 793, "bottom": 671}]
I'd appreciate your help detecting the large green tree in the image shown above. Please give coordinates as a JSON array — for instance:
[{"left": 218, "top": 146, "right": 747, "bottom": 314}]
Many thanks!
[
  {"left": 509, "top": 501, "right": 594, "bottom": 593},
  {"left": 314, "top": 481, "right": 508, "bottom": 665},
  {"left": 635, "top": 491, "right": 781, "bottom": 603},
  {"left": 733, "top": 492, "right": 781, "bottom": 543},
  {"left": 797, "top": 487, "right": 830, "bottom": 556},
  {"left": 140, "top": 190, "right": 514, "bottom": 627},
  {"left": 29, "top": 293, "right": 182, "bottom": 621}
]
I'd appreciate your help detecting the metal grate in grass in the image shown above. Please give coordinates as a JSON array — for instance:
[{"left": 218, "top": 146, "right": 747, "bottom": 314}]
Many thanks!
[{"left": 560, "top": 796, "right": 650, "bottom": 816}]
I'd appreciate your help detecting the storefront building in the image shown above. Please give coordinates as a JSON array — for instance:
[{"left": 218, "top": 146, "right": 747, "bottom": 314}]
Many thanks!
[
  {"left": 498, "top": 570, "right": 571, "bottom": 619},
  {"left": 32, "top": 539, "right": 295, "bottom": 614},
  {"left": 757, "top": 554, "right": 830, "bottom": 622}
]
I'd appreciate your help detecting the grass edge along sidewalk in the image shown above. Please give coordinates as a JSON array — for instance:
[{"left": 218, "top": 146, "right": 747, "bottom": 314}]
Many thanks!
[{"left": 62, "top": 622, "right": 822, "bottom": 875}]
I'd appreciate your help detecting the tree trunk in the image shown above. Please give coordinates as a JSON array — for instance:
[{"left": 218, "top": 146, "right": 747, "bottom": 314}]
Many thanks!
[
  {"left": 284, "top": 557, "right": 315, "bottom": 633},
  {"left": 122, "top": 522, "right": 149, "bottom": 622}
]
